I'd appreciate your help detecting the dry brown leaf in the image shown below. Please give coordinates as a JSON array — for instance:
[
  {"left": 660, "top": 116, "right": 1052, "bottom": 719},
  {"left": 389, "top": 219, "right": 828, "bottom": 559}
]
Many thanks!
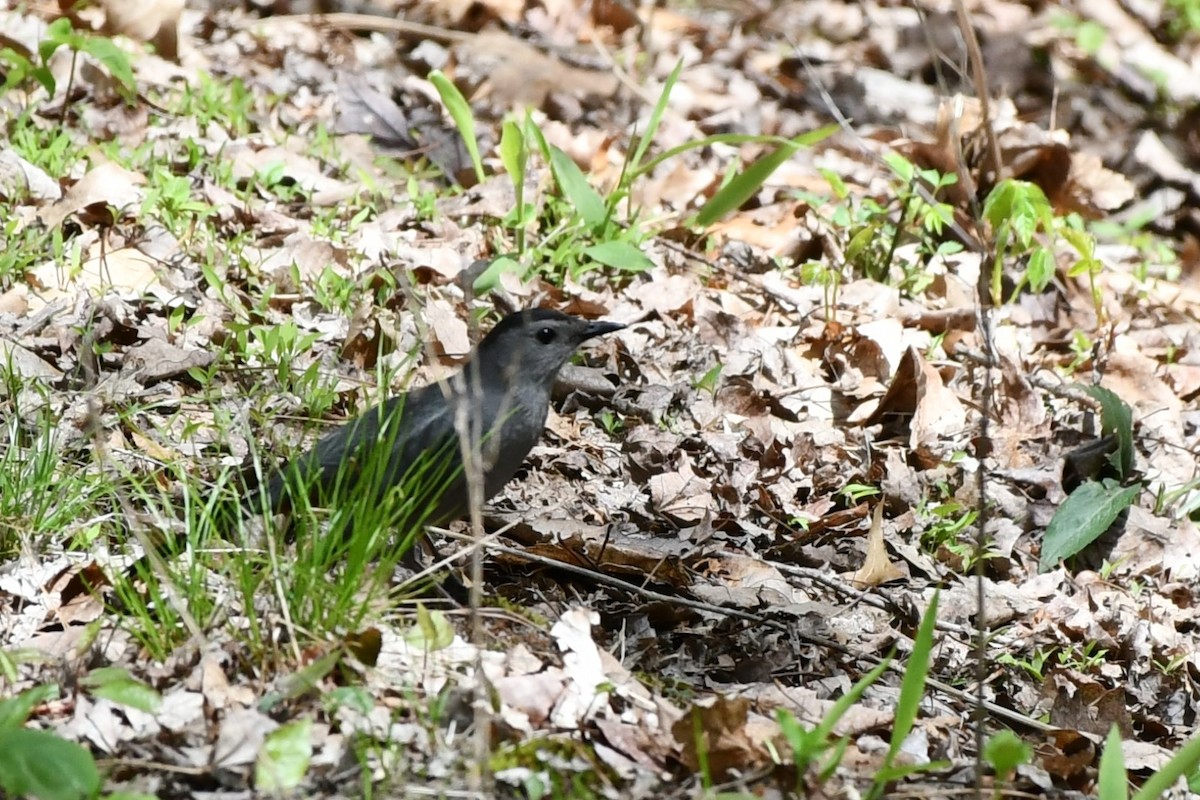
[
  {"left": 425, "top": 299, "right": 471, "bottom": 358},
  {"left": 648, "top": 454, "right": 714, "bottom": 524},
  {"left": 549, "top": 608, "right": 606, "bottom": 729},
  {"left": 671, "top": 695, "right": 775, "bottom": 780},
  {"left": 213, "top": 707, "right": 278, "bottom": 768},
  {"left": 96, "top": 0, "right": 183, "bottom": 59},
  {"left": 0, "top": 338, "right": 62, "bottom": 380},
  {"left": 495, "top": 670, "right": 568, "bottom": 728},
  {"left": 123, "top": 338, "right": 216, "bottom": 385},
  {"left": 0, "top": 148, "right": 61, "bottom": 202},
  {"left": 850, "top": 503, "right": 905, "bottom": 587},
  {"left": 38, "top": 162, "right": 146, "bottom": 229},
  {"left": 128, "top": 429, "right": 177, "bottom": 464},
  {"left": 454, "top": 31, "right": 618, "bottom": 109}
]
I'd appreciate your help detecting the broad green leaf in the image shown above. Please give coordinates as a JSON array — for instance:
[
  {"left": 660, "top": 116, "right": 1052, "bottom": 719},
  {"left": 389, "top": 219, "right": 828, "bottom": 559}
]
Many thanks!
[
  {"left": 845, "top": 223, "right": 878, "bottom": 263},
  {"left": 80, "top": 37, "right": 135, "bottom": 99},
  {"left": 39, "top": 18, "right": 76, "bottom": 63},
  {"left": 1026, "top": 247, "right": 1055, "bottom": 293},
  {"left": 821, "top": 167, "right": 848, "bottom": 199},
  {"left": 0, "top": 727, "right": 100, "bottom": 800},
  {"left": 882, "top": 152, "right": 915, "bottom": 182},
  {"left": 428, "top": 70, "right": 484, "bottom": 184},
  {"left": 260, "top": 650, "right": 341, "bottom": 712},
  {"left": 499, "top": 119, "right": 531, "bottom": 253},
  {"left": 256, "top": 719, "right": 313, "bottom": 793},
  {"left": 633, "top": 125, "right": 837, "bottom": 182},
  {"left": 983, "top": 729, "right": 1032, "bottom": 778},
  {"left": 1040, "top": 480, "right": 1140, "bottom": 571},
  {"left": 472, "top": 255, "right": 524, "bottom": 294},
  {"left": 1076, "top": 21, "right": 1108, "bottom": 55},
  {"left": 499, "top": 120, "right": 526, "bottom": 192},
  {"left": 547, "top": 146, "right": 606, "bottom": 229},
  {"left": 1061, "top": 226, "right": 1096, "bottom": 261},
  {"left": 0, "top": 684, "right": 58, "bottom": 730},
  {"left": 405, "top": 603, "right": 455, "bottom": 651},
  {"left": 582, "top": 241, "right": 653, "bottom": 272},
  {"left": 81, "top": 666, "right": 161, "bottom": 714},
  {"left": 1081, "top": 385, "right": 1134, "bottom": 478}
]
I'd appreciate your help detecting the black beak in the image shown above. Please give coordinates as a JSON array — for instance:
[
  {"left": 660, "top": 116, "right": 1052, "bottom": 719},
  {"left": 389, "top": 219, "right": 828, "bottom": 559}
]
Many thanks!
[{"left": 583, "top": 320, "right": 625, "bottom": 340}]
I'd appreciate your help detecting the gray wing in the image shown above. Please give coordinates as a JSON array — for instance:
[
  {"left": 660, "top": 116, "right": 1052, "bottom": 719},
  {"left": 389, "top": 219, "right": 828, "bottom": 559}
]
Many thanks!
[
  {"left": 260, "top": 378, "right": 551, "bottom": 524},
  {"left": 262, "top": 383, "right": 465, "bottom": 518}
]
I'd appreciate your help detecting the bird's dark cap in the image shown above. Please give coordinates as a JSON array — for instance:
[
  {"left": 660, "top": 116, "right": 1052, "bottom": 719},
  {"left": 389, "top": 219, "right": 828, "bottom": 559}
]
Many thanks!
[{"left": 484, "top": 308, "right": 623, "bottom": 343}]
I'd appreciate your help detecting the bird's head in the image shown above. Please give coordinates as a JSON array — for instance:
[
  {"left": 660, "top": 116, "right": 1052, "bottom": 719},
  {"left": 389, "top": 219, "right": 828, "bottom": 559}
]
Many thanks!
[{"left": 475, "top": 308, "right": 624, "bottom": 391}]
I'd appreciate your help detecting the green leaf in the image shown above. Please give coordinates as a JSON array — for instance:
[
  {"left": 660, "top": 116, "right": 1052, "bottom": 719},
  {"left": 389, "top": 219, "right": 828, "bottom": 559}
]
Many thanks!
[
  {"left": 1076, "top": 20, "right": 1108, "bottom": 55},
  {"left": 0, "top": 727, "right": 101, "bottom": 800},
  {"left": 1040, "top": 480, "right": 1140, "bottom": 571},
  {"left": 637, "top": 126, "right": 838, "bottom": 184},
  {"left": 821, "top": 168, "right": 848, "bottom": 199},
  {"left": 815, "top": 654, "right": 891, "bottom": 741},
  {"left": 983, "top": 729, "right": 1033, "bottom": 778},
  {"left": 845, "top": 223, "right": 879, "bottom": 263},
  {"left": 82, "top": 666, "right": 162, "bottom": 714},
  {"left": 255, "top": 719, "right": 313, "bottom": 793},
  {"left": 261, "top": 650, "right": 342, "bottom": 713},
  {"left": 582, "top": 241, "right": 653, "bottom": 272},
  {"left": 471, "top": 255, "right": 525, "bottom": 294},
  {"left": 628, "top": 59, "right": 683, "bottom": 173},
  {"left": 693, "top": 142, "right": 798, "bottom": 227},
  {"left": 1025, "top": 247, "right": 1055, "bottom": 293},
  {"left": 39, "top": 18, "right": 76, "bottom": 63},
  {"left": 547, "top": 145, "right": 606, "bottom": 229},
  {"left": 428, "top": 70, "right": 484, "bottom": 184},
  {"left": 886, "top": 591, "right": 937, "bottom": 766},
  {"left": 1081, "top": 385, "right": 1134, "bottom": 478},
  {"left": 80, "top": 37, "right": 135, "bottom": 99},
  {"left": 499, "top": 118, "right": 531, "bottom": 253},
  {"left": 404, "top": 604, "right": 455, "bottom": 651},
  {"left": 1133, "top": 731, "right": 1200, "bottom": 800},
  {"left": 1097, "top": 725, "right": 1127, "bottom": 800},
  {"left": 0, "top": 685, "right": 58, "bottom": 730},
  {"left": 882, "top": 152, "right": 915, "bottom": 183},
  {"left": 499, "top": 119, "right": 526, "bottom": 195}
]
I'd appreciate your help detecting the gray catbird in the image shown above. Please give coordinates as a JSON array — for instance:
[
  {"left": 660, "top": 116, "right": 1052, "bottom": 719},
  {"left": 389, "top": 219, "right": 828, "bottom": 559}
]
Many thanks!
[{"left": 258, "top": 308, "right": 625, "bottom": 526}]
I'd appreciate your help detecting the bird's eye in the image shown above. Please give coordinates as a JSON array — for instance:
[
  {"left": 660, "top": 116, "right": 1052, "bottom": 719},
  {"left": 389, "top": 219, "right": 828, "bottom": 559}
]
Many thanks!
[{"left": 536, "top": 326, "right": 556, "bottom": 344}]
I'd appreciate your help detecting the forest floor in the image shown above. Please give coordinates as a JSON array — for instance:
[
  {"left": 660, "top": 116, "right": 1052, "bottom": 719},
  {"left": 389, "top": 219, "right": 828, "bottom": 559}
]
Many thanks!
[{"left": 2, "top": 0, "right": 1200, "bottom": 797}]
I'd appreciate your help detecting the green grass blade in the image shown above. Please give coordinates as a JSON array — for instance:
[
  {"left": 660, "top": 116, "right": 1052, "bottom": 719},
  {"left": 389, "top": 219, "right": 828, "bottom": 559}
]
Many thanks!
[
  {"left": 1097, "top": 725, "right": 1128, "bottom": 800},
  {"left": 1132, "top": 732, "right": 1200, "bottom": 800},
  {"left": 692, "top": 142, "right": 798, "bottom": 228},
  {"left": 886, "top": 590, "right": 938, "bottom": 765},
  {"left": 629, "top": 59, "right": 683, "bottom": 173},
  {"left": 814, "top": 654, "right": 891, "bottom": 741},
  {"left": 632, "top": 126, "right": 837, "bottom": 182}
]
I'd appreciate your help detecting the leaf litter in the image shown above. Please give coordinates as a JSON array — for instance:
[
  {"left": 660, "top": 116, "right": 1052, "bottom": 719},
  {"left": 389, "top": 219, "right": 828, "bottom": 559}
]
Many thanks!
[{"left": 0, "top": 0, "right": 1199, "bottom": 796}]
